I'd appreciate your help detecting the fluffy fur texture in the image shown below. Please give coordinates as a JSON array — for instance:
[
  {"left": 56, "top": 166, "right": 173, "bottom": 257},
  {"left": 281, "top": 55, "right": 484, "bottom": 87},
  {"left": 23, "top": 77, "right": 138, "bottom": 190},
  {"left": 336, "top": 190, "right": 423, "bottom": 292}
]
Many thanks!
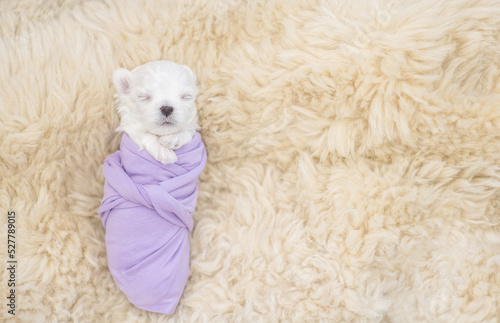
[{"left": 1, "top": 0, "right": 500, "bottom": 322}]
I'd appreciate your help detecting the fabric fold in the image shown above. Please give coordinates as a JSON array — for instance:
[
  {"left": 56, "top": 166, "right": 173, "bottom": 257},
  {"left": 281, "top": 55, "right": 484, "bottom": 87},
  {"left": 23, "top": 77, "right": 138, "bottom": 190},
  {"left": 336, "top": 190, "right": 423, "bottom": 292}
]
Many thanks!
[{"left": 98, "top": 132, "right": 206, "bottom": 315}]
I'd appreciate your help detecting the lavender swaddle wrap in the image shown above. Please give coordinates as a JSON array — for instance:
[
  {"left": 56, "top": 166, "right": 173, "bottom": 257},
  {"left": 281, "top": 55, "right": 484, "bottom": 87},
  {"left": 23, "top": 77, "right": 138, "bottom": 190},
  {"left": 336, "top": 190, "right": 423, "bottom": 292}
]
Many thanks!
[{"left": 98, "top": 132, "right": 206, "bottom": 314}]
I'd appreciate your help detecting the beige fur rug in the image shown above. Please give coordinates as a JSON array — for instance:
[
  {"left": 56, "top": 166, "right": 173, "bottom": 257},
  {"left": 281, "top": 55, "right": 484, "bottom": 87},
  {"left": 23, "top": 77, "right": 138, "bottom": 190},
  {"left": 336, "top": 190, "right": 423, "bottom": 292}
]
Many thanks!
[{"left": 1, "top": 0, "right": 500, "bottom": 322}]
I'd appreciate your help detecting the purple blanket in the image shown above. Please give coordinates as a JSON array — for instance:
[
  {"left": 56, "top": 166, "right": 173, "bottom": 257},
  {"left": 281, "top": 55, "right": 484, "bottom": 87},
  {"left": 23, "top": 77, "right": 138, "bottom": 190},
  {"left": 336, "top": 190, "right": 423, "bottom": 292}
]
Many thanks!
[{"left": 98, "top": 133, "right": 206, "bottom": 314}]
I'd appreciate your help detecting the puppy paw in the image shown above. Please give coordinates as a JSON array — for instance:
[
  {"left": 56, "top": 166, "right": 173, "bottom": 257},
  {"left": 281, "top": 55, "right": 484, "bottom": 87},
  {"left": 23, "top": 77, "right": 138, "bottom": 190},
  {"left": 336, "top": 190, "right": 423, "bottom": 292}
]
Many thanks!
[
  {"left": 155, "top": 147, "right": 177, "bottom": 164},
  {"left": 159, "top": 133, "right": 192, "bottom": 150}
]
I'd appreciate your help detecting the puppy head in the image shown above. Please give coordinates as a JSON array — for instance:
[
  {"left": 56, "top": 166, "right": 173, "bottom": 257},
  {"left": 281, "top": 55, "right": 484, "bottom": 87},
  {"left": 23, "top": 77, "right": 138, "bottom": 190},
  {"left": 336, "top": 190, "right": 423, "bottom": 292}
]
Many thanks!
[{"left": 112, "top": 60, "right": 199, "bottom": 136}]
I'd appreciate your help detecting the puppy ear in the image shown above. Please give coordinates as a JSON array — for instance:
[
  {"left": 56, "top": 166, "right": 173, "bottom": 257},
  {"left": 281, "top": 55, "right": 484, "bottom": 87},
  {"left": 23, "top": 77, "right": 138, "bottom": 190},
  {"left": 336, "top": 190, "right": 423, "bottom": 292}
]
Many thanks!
[
  {"left": 182, "top": 65, "right": 199, "bottom": 97},
  {"left": 182, "top": 65, "right": 197, "bottom": 83},
  {"left": 112, "top": 68, "right": 133, "bottom": 95}
]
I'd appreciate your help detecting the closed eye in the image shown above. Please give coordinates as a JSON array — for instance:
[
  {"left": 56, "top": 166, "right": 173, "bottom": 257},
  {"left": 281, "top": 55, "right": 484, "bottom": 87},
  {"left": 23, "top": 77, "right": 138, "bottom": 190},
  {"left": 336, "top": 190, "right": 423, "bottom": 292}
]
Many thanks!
[
  {"left": 181, "top": 94, "right": 193, "bottom": 101},
  {"left": 138, "top": 94, "right": 151, "bottom": 102}
]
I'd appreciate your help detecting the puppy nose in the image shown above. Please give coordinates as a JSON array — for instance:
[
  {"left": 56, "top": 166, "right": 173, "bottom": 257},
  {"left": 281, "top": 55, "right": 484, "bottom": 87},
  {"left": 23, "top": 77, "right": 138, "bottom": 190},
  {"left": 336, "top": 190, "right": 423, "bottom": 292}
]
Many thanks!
[{"left": 160, "top": 106, "right": 174, "bottom": 117}]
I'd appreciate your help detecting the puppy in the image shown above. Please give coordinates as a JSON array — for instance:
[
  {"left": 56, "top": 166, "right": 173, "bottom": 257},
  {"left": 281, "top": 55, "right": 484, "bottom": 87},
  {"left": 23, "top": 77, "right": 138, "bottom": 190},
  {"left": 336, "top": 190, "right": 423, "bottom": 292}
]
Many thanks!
[
  {"left": 112, "top": 60, "right": 200, "bottom": 164},
  {"left": 100, "top": 60, "right": 207, "bottom": 314}
]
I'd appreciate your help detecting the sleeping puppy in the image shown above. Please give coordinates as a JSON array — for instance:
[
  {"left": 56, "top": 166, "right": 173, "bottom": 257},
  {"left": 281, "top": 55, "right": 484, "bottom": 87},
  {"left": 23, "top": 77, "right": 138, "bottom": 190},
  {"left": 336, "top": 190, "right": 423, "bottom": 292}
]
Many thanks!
[
  {"left": 100, "top": 60, "right": 207, "bottom": 314},
  {"left": 112, "top": 60, "right": 200, "bottom": 163}
]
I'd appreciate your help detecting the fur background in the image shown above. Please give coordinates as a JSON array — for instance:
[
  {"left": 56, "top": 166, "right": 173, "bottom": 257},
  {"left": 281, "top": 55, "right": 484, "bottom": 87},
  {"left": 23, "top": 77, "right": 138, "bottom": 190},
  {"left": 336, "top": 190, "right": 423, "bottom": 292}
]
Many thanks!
[{"left": 1, "top": 0, "right": 500, "bottom": 322}]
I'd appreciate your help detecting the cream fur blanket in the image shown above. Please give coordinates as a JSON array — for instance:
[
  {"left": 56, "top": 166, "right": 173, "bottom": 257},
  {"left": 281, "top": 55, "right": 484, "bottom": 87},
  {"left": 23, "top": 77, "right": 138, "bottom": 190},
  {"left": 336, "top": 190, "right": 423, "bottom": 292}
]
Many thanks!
[{"left": 1, "top": 0, "right": 500, "bottom": 322}]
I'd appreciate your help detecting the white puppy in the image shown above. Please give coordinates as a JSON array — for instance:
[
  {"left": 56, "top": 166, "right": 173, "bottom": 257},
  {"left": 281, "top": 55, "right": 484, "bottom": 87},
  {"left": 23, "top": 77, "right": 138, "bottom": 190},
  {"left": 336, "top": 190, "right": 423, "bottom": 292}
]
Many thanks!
[{"left": 112, "top": 60, "right": 200, "bottom": 164}]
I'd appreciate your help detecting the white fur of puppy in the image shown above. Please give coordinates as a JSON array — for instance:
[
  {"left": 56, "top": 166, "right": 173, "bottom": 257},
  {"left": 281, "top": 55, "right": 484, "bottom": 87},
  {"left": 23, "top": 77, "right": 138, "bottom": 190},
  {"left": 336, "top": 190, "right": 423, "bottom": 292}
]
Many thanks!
[{"left": 112, "top": 60, "right": 200, "bottom": 164}]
